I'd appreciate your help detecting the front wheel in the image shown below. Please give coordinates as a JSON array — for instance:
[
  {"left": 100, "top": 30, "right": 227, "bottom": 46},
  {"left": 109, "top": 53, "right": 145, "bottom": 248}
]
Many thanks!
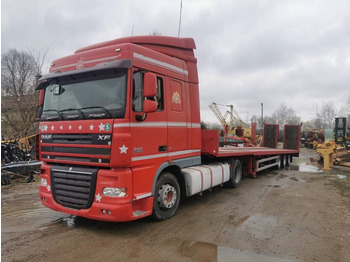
[{"left": 152, "top": 172, "right": 180, "bottom": 221}]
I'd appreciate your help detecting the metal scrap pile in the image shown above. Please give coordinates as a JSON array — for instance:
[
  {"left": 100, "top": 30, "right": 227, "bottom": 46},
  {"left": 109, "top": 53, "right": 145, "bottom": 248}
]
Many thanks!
[{"left": 1, "top": 135, "right": 41, "bottom": 185}]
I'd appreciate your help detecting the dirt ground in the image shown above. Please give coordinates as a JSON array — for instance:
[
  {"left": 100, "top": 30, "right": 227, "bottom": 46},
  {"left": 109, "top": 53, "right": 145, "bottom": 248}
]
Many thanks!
[{"left": 1, "top": 148, "right": 350, "bottom": 262}]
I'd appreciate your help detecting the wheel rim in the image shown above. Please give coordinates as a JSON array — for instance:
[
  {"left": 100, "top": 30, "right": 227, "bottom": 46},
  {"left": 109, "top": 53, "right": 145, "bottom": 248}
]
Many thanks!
[{"left": 158, "top": 184, "right": 177, "bottom": 209}]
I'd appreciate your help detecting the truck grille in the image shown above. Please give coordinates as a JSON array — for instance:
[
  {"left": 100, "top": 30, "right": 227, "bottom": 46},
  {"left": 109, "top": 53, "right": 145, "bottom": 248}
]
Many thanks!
[
  {"left": 50, "top": 165, "right": 98, "bottom": 209},
  {"left": 41, "top": 133, "right": 112, "bottom": 166}
]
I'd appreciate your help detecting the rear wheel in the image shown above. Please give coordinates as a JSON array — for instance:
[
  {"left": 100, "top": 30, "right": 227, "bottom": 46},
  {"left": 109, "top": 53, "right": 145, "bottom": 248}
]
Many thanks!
[
  {"left": 152, "top": 172, "right": 180, "bottom": 221},
  {"left": 225, "top": 159, "right": 243, "bottom": 188}
]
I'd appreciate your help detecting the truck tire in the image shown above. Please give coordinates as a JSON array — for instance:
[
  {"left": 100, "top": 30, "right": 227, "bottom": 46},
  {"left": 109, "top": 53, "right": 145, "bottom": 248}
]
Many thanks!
[
  {"left": 152, "top": 172, "right": 180, "bottom": 221},
  {"left": 225, "top": 159, "right": 243, "bottom": 188}
]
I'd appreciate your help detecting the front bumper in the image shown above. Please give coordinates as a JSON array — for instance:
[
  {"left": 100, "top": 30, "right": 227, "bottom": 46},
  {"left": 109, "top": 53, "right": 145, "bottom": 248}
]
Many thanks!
[{"left": 39, "top": 164, "right": 153, "bottom": 222}]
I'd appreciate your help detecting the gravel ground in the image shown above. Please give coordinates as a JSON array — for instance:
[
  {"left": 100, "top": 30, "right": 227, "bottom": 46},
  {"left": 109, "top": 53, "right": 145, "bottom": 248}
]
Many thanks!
[{"left": 1, "top": 148, "right": 350, "bottom": 262}]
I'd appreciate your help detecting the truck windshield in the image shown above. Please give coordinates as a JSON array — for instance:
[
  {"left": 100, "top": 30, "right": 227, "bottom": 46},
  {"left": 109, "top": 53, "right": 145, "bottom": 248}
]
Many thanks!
[{"left": 41, "top": 69, "right": 127, "bottom": 121}]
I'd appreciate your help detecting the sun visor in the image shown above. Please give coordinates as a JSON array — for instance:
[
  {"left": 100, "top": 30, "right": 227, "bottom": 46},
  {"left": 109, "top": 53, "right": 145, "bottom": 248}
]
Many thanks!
[{"left": 36, "top": 59, "right": 132, "bottom": 90}]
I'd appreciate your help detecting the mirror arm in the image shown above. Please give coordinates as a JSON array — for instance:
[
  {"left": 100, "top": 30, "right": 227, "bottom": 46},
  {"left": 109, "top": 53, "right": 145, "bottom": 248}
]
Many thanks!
[
  {"left": 135, "top": 113, "right": 147, "bottom": 122},
  {"left": 38, "top": 106, "right": 43, "bottom": 118}
]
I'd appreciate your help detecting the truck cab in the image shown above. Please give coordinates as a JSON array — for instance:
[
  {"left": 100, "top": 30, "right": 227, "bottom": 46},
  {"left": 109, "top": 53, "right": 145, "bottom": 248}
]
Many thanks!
[{"left": 38, "top": 36, "right": 201, "bottom": 221}]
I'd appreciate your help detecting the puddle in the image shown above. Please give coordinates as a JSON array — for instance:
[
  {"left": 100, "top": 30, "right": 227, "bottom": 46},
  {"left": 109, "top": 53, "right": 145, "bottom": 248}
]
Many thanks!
[
  {"left": 1, "top": 200, "right": 72, "bottom": 233},
  {"left": 62, "top": 216, "right": 77, "bottom": 227},
  {"left": 233, "top": 215, "right": 250, "bottom": 227},
  {"left": 268, "top": 185, "right": 284, "bottom": 188},
  {"left": 286, "top": 158, "right": 323, "bottom": 173},
  {"left": 237, "top": 213, "right": 278, "bottom": 239},
  {"left": 179, "top": 240, "right": 217, "bottom": 262},
  {"left": 298, "top": 163, "right": 323, "bottom": 173},
  {"left": 178, "top": 240, "right": 294, "bottom": 262},
  {"left": 218, "top": 246, "right": 294, "bottom": 262}
]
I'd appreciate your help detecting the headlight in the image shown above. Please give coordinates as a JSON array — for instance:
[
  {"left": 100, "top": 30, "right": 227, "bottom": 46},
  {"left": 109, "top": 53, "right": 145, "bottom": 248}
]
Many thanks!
[
  {"left": 102, "top": 187, "right": 127, "bottom": 197},
  {"left": 41, "top": 178, "right": 48, "bottom": 187}
]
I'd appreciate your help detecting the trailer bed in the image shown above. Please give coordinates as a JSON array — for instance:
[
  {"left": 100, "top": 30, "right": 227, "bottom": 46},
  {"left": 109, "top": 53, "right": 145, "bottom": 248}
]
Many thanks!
[
  {"left": 201, "top": 127, "right": 301, "bottom": 176},
  {"left": 216, "top": 146, "right": 299, "bottom": 157},
  {"left": 201, "top": 126, "right": 301, "bottom": 159}
]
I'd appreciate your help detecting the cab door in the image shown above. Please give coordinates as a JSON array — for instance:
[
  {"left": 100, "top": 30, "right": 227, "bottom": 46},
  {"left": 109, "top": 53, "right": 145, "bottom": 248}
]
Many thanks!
[
  {"left": 130, "top": 71, "right": 167, "bottom": 160},
  {"left": 167, "top": 79, "right": 188, "bottom": 154}
]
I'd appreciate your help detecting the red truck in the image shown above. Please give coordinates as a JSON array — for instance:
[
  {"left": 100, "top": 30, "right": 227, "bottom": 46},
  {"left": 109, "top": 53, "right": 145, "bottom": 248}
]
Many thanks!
[{"left": 37, "top": 36, "right": 300, "bottom": 221}]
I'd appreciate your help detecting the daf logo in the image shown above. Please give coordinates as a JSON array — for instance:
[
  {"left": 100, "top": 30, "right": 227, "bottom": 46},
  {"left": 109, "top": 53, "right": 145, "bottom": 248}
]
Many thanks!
[
  {"left": 41, "top": 135, "right": 52, "bottom": 139},
  {"left": 97, "top": 135, "right": 111, "bottom": 140}
]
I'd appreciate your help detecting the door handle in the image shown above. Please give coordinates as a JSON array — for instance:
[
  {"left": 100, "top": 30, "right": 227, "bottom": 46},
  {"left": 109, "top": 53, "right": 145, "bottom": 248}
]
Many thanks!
[{"left": 158, "top": 145, "right": 167, "bottom": 152}]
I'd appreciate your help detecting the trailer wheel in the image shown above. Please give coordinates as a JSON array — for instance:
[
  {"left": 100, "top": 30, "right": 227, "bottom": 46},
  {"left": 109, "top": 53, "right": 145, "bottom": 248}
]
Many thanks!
[
  {"left": 274, "top": 155, "right": 282, "bottom": 170},
  {"left": 152, "top": 172, "right": 180, "bottom": 221},
  {"left": 225, "top": 159, "right": 243, "bottom": 188}
]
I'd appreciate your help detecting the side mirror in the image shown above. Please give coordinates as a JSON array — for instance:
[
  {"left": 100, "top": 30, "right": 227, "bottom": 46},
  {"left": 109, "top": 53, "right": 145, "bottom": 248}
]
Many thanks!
[
  {"left": 38, "top": 106, "right": 43, "bottom": 118},
  {"left": 51, "top": 84, "right": 65, "bottom": 95},
  {"left": 143, "top": 72, "right": 157, "bottom": 98},
  {"left": 143, "top": 100, "right": 157, "bottom": 113}
]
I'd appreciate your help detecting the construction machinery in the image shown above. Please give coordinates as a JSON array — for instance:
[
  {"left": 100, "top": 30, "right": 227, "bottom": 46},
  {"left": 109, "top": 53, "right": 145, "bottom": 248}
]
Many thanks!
[
  {"left": 334, "top": 117, "right": 347, "bottom": 145},
  {"left": 209, "top": 102, "right": 256, "bottom": 146},
  {"left": 301, "top": 129, "right": 324, "bottom": 149},
  {"left": 316, "top": 117, "right": 350, "bottom": 170}
]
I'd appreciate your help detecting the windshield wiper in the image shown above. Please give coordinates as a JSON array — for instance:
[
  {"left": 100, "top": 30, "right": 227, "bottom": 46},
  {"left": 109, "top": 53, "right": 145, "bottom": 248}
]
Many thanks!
[
  {"left": 80, "top": 106, "right": 112, "bottom": 118},
  {"left": 59, "top": 108, "right": 85, "bottom": 119},
  {"left": 42, "top": 109, "right": 63, "bottom": 120}
]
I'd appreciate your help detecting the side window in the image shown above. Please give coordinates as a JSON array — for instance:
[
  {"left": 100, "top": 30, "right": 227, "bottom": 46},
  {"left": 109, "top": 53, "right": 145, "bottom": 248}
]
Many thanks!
[
  {"left": 132, "top": 71, "right": 164, "bottom": 112},
  {"left": 155, "top": 77, "right": 164, "bottom": 111},
  {"left": 132, "top": 72, "right": 143, "bottom": 112}
]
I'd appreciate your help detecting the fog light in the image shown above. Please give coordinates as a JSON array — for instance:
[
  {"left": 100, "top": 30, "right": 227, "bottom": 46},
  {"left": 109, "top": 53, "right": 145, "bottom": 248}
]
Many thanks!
[
  {"left": 102, "top": 187, "right": 127, "bottom": 197},
  {"left": 101, "top": 209, "right": 106, "bottom": 214},
  {"left": 41, "top": 178, "right": 48, "bottom": 187},
  {"left": 107, "top": 210, "right": 112, "bottom": 215}
]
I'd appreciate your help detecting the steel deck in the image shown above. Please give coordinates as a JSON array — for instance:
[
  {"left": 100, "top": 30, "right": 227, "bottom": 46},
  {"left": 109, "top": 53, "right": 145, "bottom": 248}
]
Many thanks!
[{"left": 215, "top": 146, "right": 299, "bottom": 157}]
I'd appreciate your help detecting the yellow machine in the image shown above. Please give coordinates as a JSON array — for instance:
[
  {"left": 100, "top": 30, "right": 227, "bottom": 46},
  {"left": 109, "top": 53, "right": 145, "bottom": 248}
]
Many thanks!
[
  {"left": 316, "top": 141, "right": 335, "bottom": 171},
  {"left": 317, "top": 141, "right": 350, "bottom": 170},
  {"left": 209, "top": 102, "right": 252, "bottom": 138}
]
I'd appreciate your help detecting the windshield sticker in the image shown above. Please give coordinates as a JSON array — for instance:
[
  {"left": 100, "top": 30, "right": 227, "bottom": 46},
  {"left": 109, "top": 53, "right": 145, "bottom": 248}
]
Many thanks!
[
  {"left": 99, "top": 123, "right": 105, "bottom": 131},
  {"left": 39, "top": 122, "right": 112, "bottom": 132},
  {"left": 41, "top": 124, "right": 48, "bottom": 132},
  {"left": 99, "top": 122, "right": 111, "bottom": 131}
]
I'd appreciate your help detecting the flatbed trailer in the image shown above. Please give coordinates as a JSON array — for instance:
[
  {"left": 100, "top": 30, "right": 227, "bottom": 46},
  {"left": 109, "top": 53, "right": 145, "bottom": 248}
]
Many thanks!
[{"left": 201, "top": 126, "right": 300, "bottom": 177}]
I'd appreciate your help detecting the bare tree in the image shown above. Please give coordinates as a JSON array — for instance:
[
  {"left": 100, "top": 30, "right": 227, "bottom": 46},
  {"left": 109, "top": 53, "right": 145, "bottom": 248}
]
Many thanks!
[
  {"left": 1, "top": 48, "right": 48, "bottom": 138},
  {"left": 28, "top": 47, "right": 50, "bottom": 77},
  {"left": 312, "top": 101, "right": 336, "bottom": 130},
  {"left": 338, "top": 94, "right": 350, "bottom": 126},
  {"left": 250, "top": 115, "right": 262, "bottom": 127},
  {"left": 1, "top": 49, "right": 36, "bottom": 96},
  {"left": 273, "top": 103, "right": 300, "bottom": 129}
]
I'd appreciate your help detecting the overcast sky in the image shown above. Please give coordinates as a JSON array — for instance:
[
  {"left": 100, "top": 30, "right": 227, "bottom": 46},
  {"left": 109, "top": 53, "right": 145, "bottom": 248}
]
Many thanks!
[{"left": 2, "top": 0, "right": 350, "bottom": 123}]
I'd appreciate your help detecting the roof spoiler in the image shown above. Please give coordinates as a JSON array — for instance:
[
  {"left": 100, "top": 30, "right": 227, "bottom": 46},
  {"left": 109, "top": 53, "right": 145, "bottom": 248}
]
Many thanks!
[{"left": 36, "top": 59, "right": 132, "bottom": 90}]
